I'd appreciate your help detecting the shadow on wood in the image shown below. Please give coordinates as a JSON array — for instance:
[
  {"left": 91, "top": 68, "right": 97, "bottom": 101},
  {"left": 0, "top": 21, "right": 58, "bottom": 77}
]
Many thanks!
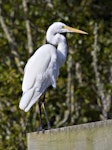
[{"left": 27, "top": 119, "right": 112, "bottom": 150}]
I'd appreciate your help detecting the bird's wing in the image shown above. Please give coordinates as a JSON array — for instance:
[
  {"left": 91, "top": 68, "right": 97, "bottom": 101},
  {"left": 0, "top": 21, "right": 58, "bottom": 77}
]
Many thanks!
[
  {"left": 19, "top": 44, "right": 58, "bottom": 111},
  {"left": 22, "top": 44, "right": 58, "bottom": 92}
]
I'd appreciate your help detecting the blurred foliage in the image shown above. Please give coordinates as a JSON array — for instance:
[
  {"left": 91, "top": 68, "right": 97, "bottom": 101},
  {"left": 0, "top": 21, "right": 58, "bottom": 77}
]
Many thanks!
[{"left": 0, "top": 0, "right": 112, "bottom": 149}]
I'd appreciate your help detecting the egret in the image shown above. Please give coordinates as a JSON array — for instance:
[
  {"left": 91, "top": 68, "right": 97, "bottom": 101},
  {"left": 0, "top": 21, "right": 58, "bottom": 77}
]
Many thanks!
[{"left": 19, "top": 22, "right": 87, "bottom": 130}]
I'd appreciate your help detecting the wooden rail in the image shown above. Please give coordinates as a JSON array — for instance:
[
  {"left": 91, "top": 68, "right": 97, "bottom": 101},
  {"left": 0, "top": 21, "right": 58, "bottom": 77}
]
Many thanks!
[{"left": 27, "top": 119, "right": 112, "bottom": 150}]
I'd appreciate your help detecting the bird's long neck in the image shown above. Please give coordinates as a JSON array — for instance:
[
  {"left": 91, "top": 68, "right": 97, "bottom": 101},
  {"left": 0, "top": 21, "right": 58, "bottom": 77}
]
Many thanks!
[
  {"left": 46, "top": 31, "right": 68, "bottom": 67},
  {"left": 57, "top": 35, "right": 68, "bottom": 67}
]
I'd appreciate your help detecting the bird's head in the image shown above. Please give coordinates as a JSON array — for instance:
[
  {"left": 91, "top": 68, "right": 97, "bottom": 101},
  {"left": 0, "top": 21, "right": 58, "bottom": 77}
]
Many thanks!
[
  {"left": 47, "top": 22, "right": 88, "bottom": 35},
  {"left": 46, "top": 22, "right": 88, "bottom": 45}
]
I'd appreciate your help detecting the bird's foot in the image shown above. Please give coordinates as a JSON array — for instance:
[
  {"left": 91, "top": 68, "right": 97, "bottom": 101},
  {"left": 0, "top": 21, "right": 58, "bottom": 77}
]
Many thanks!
[{"left": 37, "top": 126, "right": 45, "bottom": 133}]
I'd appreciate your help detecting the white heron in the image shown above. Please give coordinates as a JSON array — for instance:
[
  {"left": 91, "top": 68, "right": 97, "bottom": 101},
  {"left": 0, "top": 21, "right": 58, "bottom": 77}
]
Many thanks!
[{"left": 19, "top": 22, "right": 87, "bottom": 130}]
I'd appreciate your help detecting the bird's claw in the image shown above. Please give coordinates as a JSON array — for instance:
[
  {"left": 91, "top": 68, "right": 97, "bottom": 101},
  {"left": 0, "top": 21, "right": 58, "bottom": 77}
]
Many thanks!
[{"left": 37, "top": 126, "right": 45, "bottom": 133}]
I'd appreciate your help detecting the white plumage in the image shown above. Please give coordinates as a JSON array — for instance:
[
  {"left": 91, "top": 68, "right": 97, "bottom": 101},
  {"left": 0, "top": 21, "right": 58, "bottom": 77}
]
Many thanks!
[
  {"left": 20, "top": 44, "right": 59, "bottom": 112},
  {"left": 19, "top": 22, "right": 87, "bottom": 113}
]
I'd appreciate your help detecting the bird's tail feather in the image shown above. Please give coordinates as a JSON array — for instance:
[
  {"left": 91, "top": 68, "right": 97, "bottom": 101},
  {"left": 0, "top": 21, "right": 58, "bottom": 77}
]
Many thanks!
[{"left": 19, "top": 88, "right": 42, "bottom": 112}]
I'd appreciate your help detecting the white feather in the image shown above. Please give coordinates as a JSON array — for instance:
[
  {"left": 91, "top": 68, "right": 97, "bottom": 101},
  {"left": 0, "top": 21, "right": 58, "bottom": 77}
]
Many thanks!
[{"left": 19, "top": 44, "right": 59, "bottom": 111}]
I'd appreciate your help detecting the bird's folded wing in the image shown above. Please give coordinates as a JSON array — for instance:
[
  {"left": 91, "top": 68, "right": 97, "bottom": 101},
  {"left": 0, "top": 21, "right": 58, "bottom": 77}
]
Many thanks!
[{"left": 22, "top": 44, "right": 58, "bottom": 92}]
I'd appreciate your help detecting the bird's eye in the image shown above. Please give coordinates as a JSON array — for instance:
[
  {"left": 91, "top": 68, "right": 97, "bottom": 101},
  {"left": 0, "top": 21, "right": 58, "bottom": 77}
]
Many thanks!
[{"left": 62, "top": 26, "right": 65, "bottom": 29}]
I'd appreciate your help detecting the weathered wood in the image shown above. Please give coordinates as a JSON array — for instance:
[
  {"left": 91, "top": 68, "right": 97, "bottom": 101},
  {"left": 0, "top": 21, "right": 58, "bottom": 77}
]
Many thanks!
[{"left": 27, "top": 119, "right": 112, "bottom": 150}]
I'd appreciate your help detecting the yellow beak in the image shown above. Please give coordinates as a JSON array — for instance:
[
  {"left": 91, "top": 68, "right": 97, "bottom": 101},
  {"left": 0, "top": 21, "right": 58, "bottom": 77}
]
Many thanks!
[{"left": 64, "top": 26, "right": 88, "bottom": 34}]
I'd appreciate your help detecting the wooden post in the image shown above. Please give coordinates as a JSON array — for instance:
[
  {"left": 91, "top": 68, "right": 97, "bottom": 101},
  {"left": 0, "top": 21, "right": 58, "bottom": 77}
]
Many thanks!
[{"left": 27, "top": 119, "right": 112, "bottom": 150}]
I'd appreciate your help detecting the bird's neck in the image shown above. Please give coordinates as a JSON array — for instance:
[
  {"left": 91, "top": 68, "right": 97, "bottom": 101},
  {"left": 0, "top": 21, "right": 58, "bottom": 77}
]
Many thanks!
[
  {"left": 57, "top": 35, "right": 68, "bottom": 67},
  {"left": 46, "top": 31, "right": 68, "bottom": 67}
]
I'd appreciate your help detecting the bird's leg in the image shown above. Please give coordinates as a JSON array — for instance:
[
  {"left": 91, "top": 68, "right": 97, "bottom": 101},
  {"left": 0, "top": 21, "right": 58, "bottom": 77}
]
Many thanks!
[
  {"left": 38, "top": 101, "right": 44, "bottom": 131},
  {"left": 42, "top": 94, "right": 51, "bottom": 130}
]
